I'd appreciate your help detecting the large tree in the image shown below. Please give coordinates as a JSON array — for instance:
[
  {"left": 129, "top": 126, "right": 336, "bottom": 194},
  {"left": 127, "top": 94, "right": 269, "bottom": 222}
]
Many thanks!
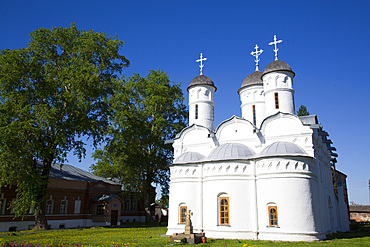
[
  {"left": 0, "top": 23, "right": 129, "bottom": 229},
  {"left": 91, "top": 69, "right": 187, "bottom": 221}
]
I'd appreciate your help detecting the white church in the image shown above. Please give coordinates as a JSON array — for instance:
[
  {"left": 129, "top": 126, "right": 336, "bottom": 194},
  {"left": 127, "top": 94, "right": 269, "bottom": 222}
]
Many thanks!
[{"left": 166, "top": 36, "right": 350, "bottom": 241}]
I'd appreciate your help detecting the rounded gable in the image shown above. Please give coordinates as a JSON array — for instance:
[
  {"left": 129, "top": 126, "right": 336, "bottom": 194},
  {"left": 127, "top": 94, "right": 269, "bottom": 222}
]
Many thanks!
[
  {"left": 187, "top": 75, "right": 217, "bottom": 92},
  {"left": 173, "top": 152, "right": 205, "bottom": 164},
  {"left": 259, "top": 141, "right": 308, "bottom": 158},
  {"left": 208, "top": 142, "right": 255, "bottom": 161}
]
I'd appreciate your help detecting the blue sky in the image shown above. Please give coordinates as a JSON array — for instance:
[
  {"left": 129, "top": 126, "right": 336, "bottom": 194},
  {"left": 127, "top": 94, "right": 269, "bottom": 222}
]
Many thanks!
[{"left": 1, "top": 0, "right": 369, "bottom": 204}]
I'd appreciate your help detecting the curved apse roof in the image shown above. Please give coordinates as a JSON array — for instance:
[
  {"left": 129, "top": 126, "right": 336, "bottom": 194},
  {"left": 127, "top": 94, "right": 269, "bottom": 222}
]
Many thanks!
[
  {"left": 187, "top": 75, "right": 217, "bottom": 92},
  {"left": 208, "top": 143, "right": 255, "bottom": 161},
  {"left": 259, "top": 141, "right": 308, "bottom": 158},
  {"left": 173, "top": 152, "right": 205, "bottom": 164}
]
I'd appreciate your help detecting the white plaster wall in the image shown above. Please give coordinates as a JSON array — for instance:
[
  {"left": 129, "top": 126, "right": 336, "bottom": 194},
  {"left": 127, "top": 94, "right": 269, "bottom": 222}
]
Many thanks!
[
  {"left": 262, "top": 71, "right": 295, "bottom": 117},
  {"left": 256, "top": 158, "right": 321, "bottom": 241},
  {"left": 216, "top": 118, "right": 257, "bottom": 144},
  {"left": 189, "top": 85, "right": 216, "bottom": 130},
  {"left": 166, "top": 164, "right": 201, "bottom": 235},
  {"left": 239, "top": 85, "right": 265, "bottom": 127},
  {"left": 202, "top": 161, "right": 256, "bottom": 239}
]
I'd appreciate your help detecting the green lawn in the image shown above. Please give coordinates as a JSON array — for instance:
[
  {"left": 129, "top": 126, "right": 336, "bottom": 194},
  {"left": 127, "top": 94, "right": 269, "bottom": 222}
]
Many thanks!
[{"left": 0, "top": 224, "right": 369, "bottom": 247}]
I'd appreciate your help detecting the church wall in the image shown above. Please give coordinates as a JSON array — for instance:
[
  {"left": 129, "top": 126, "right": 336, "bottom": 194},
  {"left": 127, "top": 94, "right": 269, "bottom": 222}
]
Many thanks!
[
  {"left": 262, "top": 71, "right": 295, "bottom": 117},
  {"left": 239, "top": 85, "right": 265, "bottom": 127},
  {"left": 188, "top": 85, "right": 216, "bottom": 130},
  {"left": 202, "top": 161, "right": 256, "bottom": 239},
  {"left": 255, "top": 157, "right": 324, "bottom": 241},
  {"left": 167, "top": 164, "right": 202, "bottom": 235},
  {"left": 216, "top": 119, "right": 258, "bottom": 145}
]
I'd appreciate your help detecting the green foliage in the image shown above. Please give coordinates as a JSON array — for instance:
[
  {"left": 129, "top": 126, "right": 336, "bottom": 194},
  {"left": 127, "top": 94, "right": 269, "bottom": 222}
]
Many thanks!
[
  {"left": 91, "top": 69, "right": 187, "bottom": 211},
  {"left": 297, "top": 104, "right": 310, "bottom": 116},
  {"left": 0, "top": 23, "right": 129, "bottom": 227}
]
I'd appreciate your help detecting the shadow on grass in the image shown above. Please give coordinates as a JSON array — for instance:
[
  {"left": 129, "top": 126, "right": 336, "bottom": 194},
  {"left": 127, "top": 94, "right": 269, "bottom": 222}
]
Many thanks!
[{"left": 327, "top": 223, "right": 370, "bottom": 240}]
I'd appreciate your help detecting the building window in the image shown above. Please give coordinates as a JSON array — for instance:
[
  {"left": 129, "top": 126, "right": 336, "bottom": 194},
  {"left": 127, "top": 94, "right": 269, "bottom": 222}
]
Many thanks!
[
  {"left": 212, "top": 106, "right": 214, "bottom": 121},
  {"left": 97, "top": 205, "right": 104, "bottom": 215},
  {"left": 0, "top": 194, "right": 6, "bottom": 215},
  {"left": 195, "top": 104, "right": 198, "bottom": 119},
  {"left": 133, "top": 199, "right": 137, "bottom": 211},
  {"left": 274, "top": 93, "right": 279, "bottom": 109},
  {"left": 46, "top": 199, "right": 54, "bottom": 215},
  {"left": 74, "top": 200, "right": 81, "bottom": 214},
  {"left": 252, "top": 105, "right": 256, "bottom": 125},
  {"left": 219, "top": 197, "right": 229, "bottom": 225},
  {"left": 268, "top": 205, "right": 278, "bottom": 227},
  {"left": 60, "top": 200, "right": 68, "bottom": 214},
  {"left": 126, "top": 199, "right": 131, "bottom": 211},
  {"left": 179, "top": 205, "right": 187, "bottom": 224},
  {"left": 10, "top": 198, "right": 17, "bottom": 214}
]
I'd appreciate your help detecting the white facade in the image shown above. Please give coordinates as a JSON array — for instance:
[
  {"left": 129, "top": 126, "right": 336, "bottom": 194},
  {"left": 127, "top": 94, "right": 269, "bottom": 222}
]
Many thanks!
[{"left": 166, "top": 59, "right": 349, "bottom": 241}]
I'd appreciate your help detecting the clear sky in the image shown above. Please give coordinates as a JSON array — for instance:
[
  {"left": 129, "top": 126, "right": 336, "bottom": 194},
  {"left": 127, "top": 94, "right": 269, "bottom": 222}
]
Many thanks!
[{"left": 1, "top": 0, "right": 369, "bottom": 204}]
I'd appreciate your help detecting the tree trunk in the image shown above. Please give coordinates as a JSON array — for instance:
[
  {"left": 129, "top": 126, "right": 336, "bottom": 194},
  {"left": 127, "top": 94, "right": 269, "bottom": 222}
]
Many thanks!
[
  {"left": 143, "top": 182, "right": 153, "bottom": 223},
  {"left": 33, "top": 158, "right": 52, "bottom": 229},
  {"left": 34, "top": 199, "right": 48, "bottom": 229}
]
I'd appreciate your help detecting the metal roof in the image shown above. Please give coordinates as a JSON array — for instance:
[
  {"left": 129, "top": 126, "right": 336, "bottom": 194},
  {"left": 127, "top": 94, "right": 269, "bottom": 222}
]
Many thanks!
[
  {"left": 262, "top": 60, "right": 295, "bottom": 77},
  {"left": 187, "top": 75, "right": 217, "bottom": 92},
  {"left": 259, "top": 141, "right": 308, "bottom": 158},
  {"left": 173, "top": 152, "right": 205, "bottom": 164},
  {"left": 238, "top": 70, "right": 263, "bottom": 94},
  {"left": 50, "top": 163, "right": 119, "bottom": 185},
  {"left": 208, "top": 143, "right": 255, "bottom": 161}
]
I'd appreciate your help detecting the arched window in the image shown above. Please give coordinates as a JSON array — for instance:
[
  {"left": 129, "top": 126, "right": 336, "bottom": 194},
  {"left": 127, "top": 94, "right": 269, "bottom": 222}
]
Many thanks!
[
  {"left": 274, "top": 93, "right": 279, "bottom": 109},
  {"left": 195, "top": 104, "right": 198, "bottom": 119},
  {"left": 179, "top": 205, "right": 187, "bottom": 224},
  {"left": 219, "top": 196, "right": 229, "bottom": 225},
  {"left": 268, "top": 205, "right": 278, "bottom": 227}
]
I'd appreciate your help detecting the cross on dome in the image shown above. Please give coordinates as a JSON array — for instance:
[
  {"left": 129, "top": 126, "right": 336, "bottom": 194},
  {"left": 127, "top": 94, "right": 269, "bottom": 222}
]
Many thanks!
[
  {"left": 250, "top": 44, "right": 263, "bottom": 71},
  {"left": 269, "top": 35, "right": 283, "bottom": 60},
  {"left": 196, "top": 53, "right": 207, "bottom": 75}
]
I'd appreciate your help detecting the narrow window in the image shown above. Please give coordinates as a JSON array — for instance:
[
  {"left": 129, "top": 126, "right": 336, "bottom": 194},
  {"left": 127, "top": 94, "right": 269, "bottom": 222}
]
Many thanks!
[
  {"left": 0, "top": 194, "right": 6, "bottom": 215},
  {"left": 97, "top": 205, "right": 104, "bottom": 215},
  {"left": 74, "top": 200, "right": 81, "bottom": 214},
  {"left": 195, "top": 104, "right": 198, "bottom": 119},
  {"left": 219, "top": 197, "right": 229, "bottom": 225},
  {"left": 252, "top": 105, "right": 256, "bottom": 125},
  {"left": 212, "top": 106, "right": 214, "bottom": 121},
  {"left": 126, "top": 199, "right": 131, "bottom": 211},
  {"left": 274, "top": 93, "right": 279, "bottom": 109},
  {"left": 60, "top": 200, "right": 68, "bottom": 214},
  {"left": 180, "top": 205, "right": 187, "bottom": 224},
  {"left": 46, "top": 199, "right": 54, "bottom": 215},
  {"left": 132, "top": 199, "right": 137, "bottom": 211},
  {"left": 268, "top": 206, "right": 278, "bottom": 226}
]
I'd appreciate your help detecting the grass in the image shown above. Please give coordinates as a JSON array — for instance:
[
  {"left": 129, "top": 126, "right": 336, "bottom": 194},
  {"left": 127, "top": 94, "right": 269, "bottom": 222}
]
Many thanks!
[{"left": 0, "top": 223, "right": 369, "bottom": 247}]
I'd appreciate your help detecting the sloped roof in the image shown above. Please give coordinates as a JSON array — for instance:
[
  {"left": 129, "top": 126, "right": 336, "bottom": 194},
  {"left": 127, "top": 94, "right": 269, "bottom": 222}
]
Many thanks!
[{"left": 50, "top": 163, "right": 119, "bottom": 185}]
